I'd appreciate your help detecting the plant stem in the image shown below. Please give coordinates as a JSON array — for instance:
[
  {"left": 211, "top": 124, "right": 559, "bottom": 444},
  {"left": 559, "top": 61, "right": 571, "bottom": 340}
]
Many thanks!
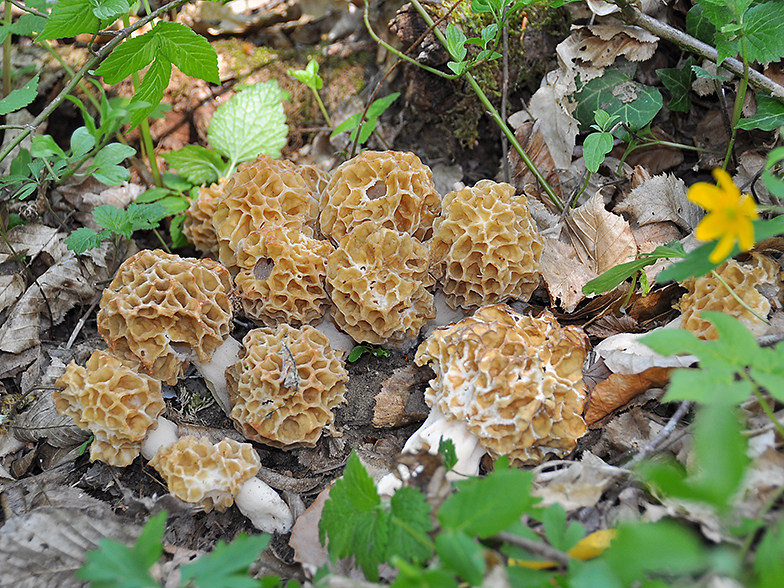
[
  {"left": 312, "top": 88, "right": 332, "bottom": 128},
  {"left": 711, "top": 269, "right": 769, "bottom": 324},
  {"left": 723, "top": 35, "right": 749, "bottom": 170},
  {"left": 3, "top": 0, "right": 11, "bottom": 98},
  {"left": 408, "top": 0, "right": 564, "bottom": 211},
  {"left": 749, "top": 380, "right": 784, "bottom": 439},
  {"left": 0, "top": 0, "right": 194, "bottom": 167},
  {"left": 39, "top": 39, "right": 101, "bottom": 111}
]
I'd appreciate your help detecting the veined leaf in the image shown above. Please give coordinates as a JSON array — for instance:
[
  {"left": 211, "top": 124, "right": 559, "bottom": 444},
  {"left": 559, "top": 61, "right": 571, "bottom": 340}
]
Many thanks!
[
  {"left": 155, "top": 22, "right": 220, "bottom": 84},
  {"left": 89, "top": 0, "right": 132, "bottom": 20},
  {"left": 737, "top": 95, "right": 784, "bottom": 131},
  {"left": 180, "top": 533, "right": 271, "bottom": 588},
  {"left": 0, "top": 73, "right": 39, "bottom": 116},
  {"left": 40, "top": 0, "right": 99, "bottom": 39},
  {"left": 94, "top": 29, "right": 158, "bottom": 84},
  {"left": 741, "top": 2, "right": 784, "bottom": 66},
  {"left": 130, "top": 54, "right": 172, "bottom": 128},
  {"left": 162, "top": 145, "right": 225, "bottom": 185}
]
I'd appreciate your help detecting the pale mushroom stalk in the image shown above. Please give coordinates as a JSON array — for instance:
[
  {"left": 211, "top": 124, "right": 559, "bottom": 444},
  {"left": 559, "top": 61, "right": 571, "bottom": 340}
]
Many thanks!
[
  {"left": 188, "top": 335, "right": 242, "bottom": 415},
  {"left": 140, "top": 416, "right": 179, "bottom": 460},
  {"left": 235, "top": 476, "right": 294, "bottom": 534}
]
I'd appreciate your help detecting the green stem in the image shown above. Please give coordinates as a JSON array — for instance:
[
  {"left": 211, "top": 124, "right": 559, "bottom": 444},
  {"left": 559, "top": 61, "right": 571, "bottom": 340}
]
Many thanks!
[
  {"left": 711, "top": 269, "right": 770, "bottom": 324},
  {"left": 0, "top": 0, "right": 194, "bottom": 167},
  {"left": 39, "top": 40, "right": 101, "bottom": 111},
  {"left": 312, "top": 88, "right": 332, "bottom": 128},
  {"left": 407, "top": 0, "right": 564, "bottom": 211},
  {"left": 723, "top": 35, "right": 749, "bottom": 171},
  {"left": 152, "top": 227, "right": 171, "bottom": 253},
  {"left": 751, "top": 383, "right": 784, "bottom": 439},
  {"left": 572, "top": 170, "right": 591, "bottom": 205},
  {"left": 3, "top": 0, "right": 11, "bottom": 98}
]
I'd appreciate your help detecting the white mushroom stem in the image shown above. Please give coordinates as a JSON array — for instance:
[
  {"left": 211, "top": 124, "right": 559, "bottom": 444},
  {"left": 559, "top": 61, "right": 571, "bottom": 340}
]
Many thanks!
[
  {"left": 141, "top": 416, "right": 179, "bottom": 460},
  {"left": 403, "top": 406, "right": 487, "bottom": 479},
  {"left": 235, "top": 476, "right": 294, "bottom": 534},
  {"left": 190, "top": 336, "right": 243, "bottom": 415}
]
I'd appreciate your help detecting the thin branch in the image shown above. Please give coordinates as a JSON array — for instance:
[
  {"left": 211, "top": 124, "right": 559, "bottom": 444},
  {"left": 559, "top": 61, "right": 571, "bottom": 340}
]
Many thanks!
[
  {"left": 626, "top": 400, "right": 693, "bottom": 467},
  {"left": 0, "top": 0, "right": 195, "bottom": 166},
  {"left": 494, "top": 532, "right": 572, "bottom": 567},
  {"left": 7, "top": 0, "right": 47, "bottom": 18},
  {"left": 614, "top": 2, "right": 784, "bottom": 100}
]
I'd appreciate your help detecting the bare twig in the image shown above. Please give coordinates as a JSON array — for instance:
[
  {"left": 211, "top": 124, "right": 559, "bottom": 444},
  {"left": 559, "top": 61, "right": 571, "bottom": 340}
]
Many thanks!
[
  {"left": 626, "top": 400, "right": 693, "bottom": 467},
  {"left": 494, "top": 531, "right": 572, "bottom": 567}
]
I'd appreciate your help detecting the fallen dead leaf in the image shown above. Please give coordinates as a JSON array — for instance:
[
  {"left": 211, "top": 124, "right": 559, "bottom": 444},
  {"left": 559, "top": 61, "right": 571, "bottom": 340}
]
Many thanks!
[
  {"left": 533, "top": 451, "right": 621, "bottom": 510},
  {"left": 615, "top": 173, "right": 702, "bottom": 232},
  {"left": 632, "top": 221, "right": 683, "bottom": 254},
  {"left": 572, "top": 24, "right": 658, "bottom": 69},
  {"left": 585, "top": 367, "right": 671, "bottom": 424},
  {"left": 539, "top": 236, "right": 598, "bottom": 313}
]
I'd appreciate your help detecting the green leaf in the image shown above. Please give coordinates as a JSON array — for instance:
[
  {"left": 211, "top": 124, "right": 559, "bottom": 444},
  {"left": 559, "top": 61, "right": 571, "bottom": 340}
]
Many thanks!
[
  {"left": 76, "top": 511, "right": 166, "bottom": 588},
  {"left": 161, "top": 145, "right": 224, "bottom": 185},
  {"left": 583, "top": 131, "right": 613, "bottom": 173},
  {"left": 438, "top": 438, "right": 458, "bottom": 472},
  {"left": 737, "top": 95, "right": 784, "bottom": 131},
  {"left": 40, "top": 0, "right": 99, "bottom": 39},
  {"left": 93, "top": 143, "right": 136, "bottom": 168},
  {"left": 94, "top": 29, "right": 158, "bottom": 84},
  {"left": 89, "top": 0, "right": 132, "bottom": 20},
  {"left": 582, "top": 242, "right": 685, "bottom": 295},
  {"left": 180, "top": 533, "right": 271, "bottom": 588},
  {"left": 694, "top": 0, "right": 734, "bottom": 30},
  {"left": 126, "top": 202, "right": 168, "bottom": 228},
  {"left": 169, "top": 214, "right": 188, "bottom": 249},
  {"left": 573, "top": 67, "right": 663, "bottom": 139},
  {"left": 92, "top": 164, "right": 131, "bottom": 186},
  {"left": 319, "top": 452, "right": 386, "bottom": 580},
  {"left": 156, "top": 22, "right": 219, "bottom": 84},
  {"left": 65, "top": 227, "right": 104, "bottom": 254},
  {"left": 209, "top": 80, "right": 289, "bottom": 165},
  {"left": 749, "top": 344, "right": 784, "bottom": 404},
  {"left": 686, "top": 4, "right": 718, "bottom": 44},
  {"left": 0, "top": 73, "right": 39, "bottom": 116},
  {"left": 438, "top": 461, "right": 537, "bottom": 538},
  {"left": 435, "top": 530, "right": 485, "bottom": 586},
  {"left": 741, "top": 2, "right": 784, "bottom": 65},
  {"left": 604, "top": 520, "right": 707, "bottom": 585},
  {"left": 391, "top": 558, "right": 460, "bottom": 588},
  {"left": 388, "top": 486, "right": 435, "bottom": 565},
  {"left": 656, "top": 57, "right": 696, "bottom": 113},
  {"left": 135, "top": 187, "right": 170, "bottom": 204},
  {"left": 154, "top": 195, "right": 190, "bottom": 216},
  {"left": 130, "top": 55, "right": 172, "bottom": 128},
  {"left": 754, "top": 520, "right": 784, "bottom": 588},
  {"left": 31, "top": 135, "right": 66, "bottom": 159},
  {"left": 445, "top": 23, "right": 468, "bottom": 61},
  {"left": 537, "top": 504, "right": 584, "bottom": 552},
  {"left": 70, "top": 127, "right": 96, "bottom": 160}
]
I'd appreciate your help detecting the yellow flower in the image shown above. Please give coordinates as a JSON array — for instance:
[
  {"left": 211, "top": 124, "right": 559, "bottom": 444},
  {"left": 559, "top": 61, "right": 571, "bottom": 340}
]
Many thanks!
[{"left": 687, "top": 168, "right": 759, "bottom": 263}]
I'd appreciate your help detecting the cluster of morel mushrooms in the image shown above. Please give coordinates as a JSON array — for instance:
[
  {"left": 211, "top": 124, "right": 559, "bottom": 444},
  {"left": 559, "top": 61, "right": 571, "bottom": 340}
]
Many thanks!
[{"left": 54, "top": 151, "right": 593, "bottom": 533}]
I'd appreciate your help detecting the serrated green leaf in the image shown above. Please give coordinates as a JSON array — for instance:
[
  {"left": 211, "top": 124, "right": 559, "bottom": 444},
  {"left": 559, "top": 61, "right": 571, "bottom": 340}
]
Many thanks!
[
  {"left": 209, "top": 80, "right": 288, "bottom": 166},
  {"left": 180, "top": 533, "right": 271, "bottom": 588},
  {"left": 93, "top": 204, "right": 132, "bottom": 237},
  {"left": 388, "top": 486, "right": 434, "bottom": 565},
  {"left": 161, "top": 145, "right": 224, "bottom": 185},
  {"left": 573, "top": 68, "right": 663, "bottom": 139},
  {"left": 741, "top": 2, "right": 784, "bottom": 65},
  {"left": 656, "top": 57, "right": 696, "bottom": 113},
  {"left": 0, "top": 73, "right": 39, "bottom": 116},
  {"left": 582, "top": 242, "right": 685, "bottom": 295},
  {"left": 0, "top": 14, "right": 46, "bottom": 43},
  {"left": 89, "top": 0, "right": 132, "bottom": 20},
  {"left": 392, "top": 558, "right": 460, "bottom": 588},
  {"left": 583, "top": 131, "right": 613, "bottom": 173},
  {"left": 686, "top": 4, "right": 718, "bottom": 44},
  {"left": 76, "top": 511, "right": 165, "bottom": 588},
  {"left": 40, "top": 0, "right": 99, "bottom": 39},
  {"left": 667, "top": 366, "right": 752, "bottom": 405},
  {"left": 438, "top": 462, "right": 537, "bottom": 538},
  {"left": 126, "top": 202, "right": 168, "bottom": 227},
  {"left": 737, "top": 95, "right": 784, "bottom": 131},
  {"left": 94, "top": 28, "right": 158, "bottom": 84},
  {"left": 156, "top": 22, "right": 219, "bottom": 84},
  {"left": 435, "top": 530, "right": 485, "bottom": 586},
  {"left": 65, "top": 227, "right": 104, "bottom": 254},
  {"left": 130, "top": 54, "right": 172, "bottom": 128}
]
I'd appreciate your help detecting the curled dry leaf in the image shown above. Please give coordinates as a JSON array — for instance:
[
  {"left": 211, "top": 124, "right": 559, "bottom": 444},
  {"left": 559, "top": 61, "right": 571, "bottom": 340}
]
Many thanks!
[
  {"left": 615, "top": 174, "right": 702, "bottom": 232},
  {"left": 585, "top": 367, "right": 672, "bottom": 424},
  {"left": 593, "top": 331, "right": 696, "bottom": 374},
  {"left": 0, "top": 274, "right": 25, "bottom": 316},
  {"left": 572, "top": 25, "right": 658, "bottom": 69},
  {"left": 566, "top": 191, "right": 638, "bottom": 275},
  {"left": 539, "top": 236, "right": 598, "bottom": 313},
  {"left": 533, "top": 451, "right": 621, "bottom": 510}
]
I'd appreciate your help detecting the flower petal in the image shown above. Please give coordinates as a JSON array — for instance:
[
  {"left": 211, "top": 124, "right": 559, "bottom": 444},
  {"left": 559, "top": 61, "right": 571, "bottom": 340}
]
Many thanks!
[
  {"left": 737, "top": 219, "right": 755, "bottom": 252},
  {"left": 712, "top": 168, "right": 741, "bottom": 200},
  {"left": 739, "top": 194, "right": 759, "bottom": 219},
  {"left": 709, "top": 233, "right": 736, "bottom": 263},
  {"left": 695, "top": 212, "right": 728, "bottom": 241},
  {"left": 687, "top": 183, "right": 725, "bottom": 209}
]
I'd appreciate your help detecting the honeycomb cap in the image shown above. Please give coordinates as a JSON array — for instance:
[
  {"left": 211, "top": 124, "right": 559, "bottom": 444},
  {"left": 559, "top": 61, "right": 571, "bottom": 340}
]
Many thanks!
[
  {"left": 680, "top": 253, "right": 783, "bottom": 339},
  {"left": 212, "top": 154, "right": 319, "bottom": 270},
  {"left": 319, "top": 151, "right": 441, "bottom": 242},
  {"left": 149, "top": 435, "right": 261, "bottom": 512},
  {"left": 415, "top": 304, "right": 588, "bottom": 465},
  {"left": 234, "top": 225, "right": 335, "bottom": 326},
  {"left": 226, "top": 324, "right": 348, "bottom": 449},
  {"left": 183, "top": 179, "right": 226, "bottom": 257},
  {"left": 97, "top": 249, "right": 233, "bottom": 385},
  {"left": 54, "top": 349, "right": 164, "bottom": 466},
  {"left": 430, "top": 180, "right": 543, "bottom": 310},
  {"left": 326, "top": 221, "right": 435, "bottom": 346}
]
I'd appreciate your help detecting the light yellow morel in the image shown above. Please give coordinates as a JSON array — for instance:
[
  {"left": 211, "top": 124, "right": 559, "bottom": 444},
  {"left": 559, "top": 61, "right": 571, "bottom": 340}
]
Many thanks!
[
  {"left": 226, "top": 324, "right": 348, "bottom": 449},
  {"left": 415, "top": 304, "right": 588, "bottom": 466},
  {"left": 429, "top": 180, "right": 543, "bottom": 310},
  {"left": 183, "top": 179, "right": 226, "bottom": 257},
  {"left": 55, "top": 349, "right": 164, "bottom": 466},
  {"left": 680, "top": 253, "right": 783, "bottom": 340}
]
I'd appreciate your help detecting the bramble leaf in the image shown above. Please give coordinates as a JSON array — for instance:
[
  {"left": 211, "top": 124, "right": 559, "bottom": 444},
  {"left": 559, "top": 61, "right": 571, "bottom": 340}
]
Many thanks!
[
  {"left": 209, "top": 80, "right": 289, "bottom": 168},
  {"left": 76, "top": 511, "right": 166, "bottom": 588},
  {"left": 40, "top": 0, "right": 98, "bottom": 40},
  {"left": 0, "top": 73, "right": 39, "bottom": 116},
  {"left": 162, "top": 145, "right": 225, "bottom": 185},
  {"left": 89, "top": 0, "right": 132, "bottom": 21},
  {"left": 737, "top": 95, "right": 784, "bottom": 131},
  {"left": 130, "top": 55, "right": 172, "bottom": 128},
  {"left": 94, "top": 30, "right": 158, "bottom": 84},
  {"left": 180, "top": 533, "right": 271, "bottom": 588},
  {"left": 65, "top": 227, "right": 104, "bottom": 254},
  {"left": 741, "top": 2, "right": 784, "bottom": 65},
  {"left": 155, "top": 22, "right": 220, "bottom": 84}
]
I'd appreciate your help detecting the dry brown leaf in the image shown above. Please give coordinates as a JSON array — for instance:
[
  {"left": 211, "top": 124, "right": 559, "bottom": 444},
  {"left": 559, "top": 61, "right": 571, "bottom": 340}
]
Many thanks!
[
  {"left": 540, "top": 236, "right": 598, "bottom": 313},
  {"left": 526, "top": 74, "right": 580, "bottom": 171},
  {"left": 632, "top": 221, "right": 683, "bottom": 255},
  {"left": 572, "top": 24, "right": 658, "bottom": 68},
  {"left": 0, "top": 274, "right": 25, "bottom": 315},
  {"left": 0, "top": 224, "right": 61, "bottom": 265},
  {"left": 533, "top": 451, "right": 621, "bottom": 510},
  {"left": 585, "top": 367, "right": 671, "bottom": 424},
  {"left": 566, "top": 191, "right": 638, "bottom": 274},
  {"left": 0, "top": 242, "right": 113, "bottom": 354},
  {"left": 593, "top": 331, "right": 696, "bottom": 374},
  {"left": 615, "top": 174, "right": 702, "bottom": 232},
  {"left": 289, "top": 487, "right": 330, "bottom": 574},
  {"left": 508, "top": 120, "right": 562, "bottom": 198}
]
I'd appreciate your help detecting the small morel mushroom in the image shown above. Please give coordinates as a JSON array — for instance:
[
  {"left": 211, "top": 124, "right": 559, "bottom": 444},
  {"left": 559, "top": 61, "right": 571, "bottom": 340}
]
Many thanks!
[
  {"left": 234, "top": 225, "right": 335, "bottom": 326},
  {"left": 319, "top": 150, "right": 441, "bottom": 243},
  {"left": 96, "top": 249, "right": 236, "bottom": 413},
  {"left": 183, "top": 179, "right": 227, "bottom": 258},
  {"left": 55, "top": 349, "right": 173, "bottom": 466},
  {"left": 150, "top": 435, "right": 293, "bottom": 533},
  {"left": 212, "top": 154, "right": 320, "bottom": 271},
  {"left": 412, "top": 304, "right": 588, "bottom": 472},
  {"left": 326, "top": 220, "right": 435, "bottom": 348},
  {"left": 226, "top": 324, "right": 348, "bottom": 449},
  {"left": 680, "top": 253, "right": 783, "bottom": 339},
  {"left": 429, "top": 180, "right": 543, "bottom": 310}
]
